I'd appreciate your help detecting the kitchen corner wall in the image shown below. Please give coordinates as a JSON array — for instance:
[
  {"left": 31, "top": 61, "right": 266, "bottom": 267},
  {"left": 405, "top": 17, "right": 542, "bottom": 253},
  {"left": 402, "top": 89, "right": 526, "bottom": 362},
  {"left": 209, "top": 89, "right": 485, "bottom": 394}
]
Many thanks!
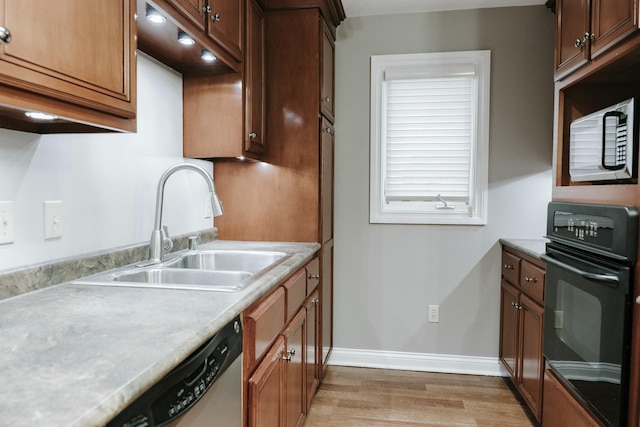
[
  {"left": 0, "top": 53, "right": 214, "bottom": 271},
  {"left": 334, "top": 6, "right": 554, "bottom": 366}
]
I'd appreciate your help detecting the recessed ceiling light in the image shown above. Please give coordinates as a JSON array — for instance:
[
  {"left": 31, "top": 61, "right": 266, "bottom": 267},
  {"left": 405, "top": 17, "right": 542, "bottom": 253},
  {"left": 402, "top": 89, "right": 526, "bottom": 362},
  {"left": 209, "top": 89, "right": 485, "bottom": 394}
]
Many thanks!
[
  {"left": 25, "top": 111, "right": 57, "bottom": 121},
  {"left": 201, "top": 49, "right": 217, "bottom": 62},
  {"left": 178, "top": 30, "right": 196, "bottom": 45},
  {"left": 146, "top": 5, "right": 166, "bottom": 23}
]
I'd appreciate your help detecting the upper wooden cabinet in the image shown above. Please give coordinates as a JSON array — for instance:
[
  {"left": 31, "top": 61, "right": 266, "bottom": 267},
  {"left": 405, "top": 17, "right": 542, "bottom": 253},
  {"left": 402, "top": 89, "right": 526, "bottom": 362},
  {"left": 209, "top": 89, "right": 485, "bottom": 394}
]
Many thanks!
[
  {"left": 320, "top": 22, "right": 335, "bottom": 122},
  {"left": 245, "top": 0, "right": 266, "bottom": 156},
  {"left": 0, "top": 0, "right": 136, "bottom": 133},
  {"left": 165, "top": 0, "right": 243, "bottom": 61},
  {"left": 554, "top": 0, "right": 640, "bottom": 79}
]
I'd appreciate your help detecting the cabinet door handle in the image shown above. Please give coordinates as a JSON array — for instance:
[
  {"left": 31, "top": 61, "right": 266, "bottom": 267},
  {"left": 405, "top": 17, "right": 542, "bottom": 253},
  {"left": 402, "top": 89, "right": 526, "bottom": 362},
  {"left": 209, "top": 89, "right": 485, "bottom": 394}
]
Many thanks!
[
  {"left": 283, "top": 348, "right": 295, "bottom": 362},
  {"left": 524, "top": 276, "right": 537, "bottom": 283},
  {"left": 323, "top": 96, "right": 330, "bottom": 102},
  {"left": 248, "top": 132, "right": 257, "bottom": 138},
  {"left": 312, "top": 298, "right": 319, "bottom": 305},
  {"left": 0, "top": 26, "right": 11, "bottom": 44},
  {"left": 323, "top": 127, "right": 334, "bottom": 135},
  {"left": 503, "top": 264, "right": 514, "bottom": 270},
  {"left": 202, "top": 5, "right": 212, "bottom": 13},
  {"left": 212, "top": 12, "right": 221, "bottom": 21}
]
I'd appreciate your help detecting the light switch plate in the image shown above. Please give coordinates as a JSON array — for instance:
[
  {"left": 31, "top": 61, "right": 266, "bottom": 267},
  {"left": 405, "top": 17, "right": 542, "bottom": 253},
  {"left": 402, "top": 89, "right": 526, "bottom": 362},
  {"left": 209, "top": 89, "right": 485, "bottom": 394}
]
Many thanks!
[
  {"left": 0, "top": 201, "right": 14, "bottom": 245},
  {"left": 44, "top": 200, "right": 63, "bottom": 240}
]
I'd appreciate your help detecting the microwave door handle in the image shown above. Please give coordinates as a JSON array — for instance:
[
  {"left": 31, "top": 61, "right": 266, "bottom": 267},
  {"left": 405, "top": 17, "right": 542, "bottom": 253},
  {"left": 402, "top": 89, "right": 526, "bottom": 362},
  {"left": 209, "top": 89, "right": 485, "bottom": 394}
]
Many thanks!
[
  {"left": 541, "top": 254, "right": 620, "bottom": 285},
  {"left": 601, "top": 111, "right": 625, "bottom": 170}
]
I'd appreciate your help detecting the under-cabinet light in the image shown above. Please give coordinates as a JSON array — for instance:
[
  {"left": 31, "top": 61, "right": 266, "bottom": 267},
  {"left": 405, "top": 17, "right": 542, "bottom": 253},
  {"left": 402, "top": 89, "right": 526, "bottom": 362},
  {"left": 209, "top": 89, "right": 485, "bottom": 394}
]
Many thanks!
[
  {"left": 25, "top": 111, "right": 57, "bottom": 121},
  {"left": 201, "top": 49, "right": 216, "bottom": 62},
  {"left": 146, "top": 5, "right": 166, "bottom": 23},
  {"left": 178, "top": 30, "right": 195, "bottom": 45}
]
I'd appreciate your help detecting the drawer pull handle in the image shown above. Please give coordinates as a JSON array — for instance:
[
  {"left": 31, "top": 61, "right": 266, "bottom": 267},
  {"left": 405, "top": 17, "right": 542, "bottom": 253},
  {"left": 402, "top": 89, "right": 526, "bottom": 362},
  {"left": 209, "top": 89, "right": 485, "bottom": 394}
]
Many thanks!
[
  {"left": 312, "top": 298, "right": 319, "bottom": 305},
  {"left": 308, "top": 274, "right": 320, "bottom": 280},
  {"left": 0, "top": 26, "right": 11, "bottom": 44},
  {"left": 504, "top": 264, "right": 514, "bottom": 270},
  {"left": 283, "top": 348, "right": 295, "bottom": 362},
  {"left": 524, "top": 276, "right": 537, "bottom": 283}
]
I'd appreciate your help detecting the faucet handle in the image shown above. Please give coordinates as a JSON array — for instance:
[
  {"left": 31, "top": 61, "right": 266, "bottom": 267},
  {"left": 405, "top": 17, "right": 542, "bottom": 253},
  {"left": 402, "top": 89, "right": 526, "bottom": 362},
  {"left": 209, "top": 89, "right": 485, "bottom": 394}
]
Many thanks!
[
  {"left": 188, "top": 235, "right": 198, "bottom": 250},
  {"left": 162, "top": 226, "right": 173, "bottom": 251}
]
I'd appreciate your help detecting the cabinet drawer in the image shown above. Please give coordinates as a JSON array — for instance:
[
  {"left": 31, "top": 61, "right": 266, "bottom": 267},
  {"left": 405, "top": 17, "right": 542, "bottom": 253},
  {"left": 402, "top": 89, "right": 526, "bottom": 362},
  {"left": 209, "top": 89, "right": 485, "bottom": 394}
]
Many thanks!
[
  {"left": 245, "top": 286, "right": 286, "bottom": 369},
  {"left": 305, "top": 258, "right": 320, "bottom": 294},
  {"left": 520, "top": 260, "right": 545, "bottom": 304},
  {"left": 502, "top": 251, "right": 521, "bottom": 285},
  {"left": 282, "top": 269, "right": 306, "bottom": 323}
]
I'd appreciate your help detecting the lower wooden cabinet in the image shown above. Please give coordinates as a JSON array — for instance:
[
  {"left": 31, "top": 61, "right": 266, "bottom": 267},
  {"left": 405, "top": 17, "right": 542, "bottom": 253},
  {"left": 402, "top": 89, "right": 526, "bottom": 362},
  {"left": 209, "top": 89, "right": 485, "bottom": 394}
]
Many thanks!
[
  {"left": 542, "top": 367, "right": 604, "bottom": 427},
  {"left": 244, "top": 257, "right": 321, "bottom": 426},
  {"left": 499, "top": 246, "right": 545, "bottom": 422}
]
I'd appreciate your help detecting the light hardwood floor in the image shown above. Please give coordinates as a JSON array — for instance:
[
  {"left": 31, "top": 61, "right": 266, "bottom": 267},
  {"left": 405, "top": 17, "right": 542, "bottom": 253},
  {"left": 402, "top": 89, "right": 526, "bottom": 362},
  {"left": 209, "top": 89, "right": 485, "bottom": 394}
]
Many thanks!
[{"left": 304, "top": 366, "right": 535, "bottom": 426}]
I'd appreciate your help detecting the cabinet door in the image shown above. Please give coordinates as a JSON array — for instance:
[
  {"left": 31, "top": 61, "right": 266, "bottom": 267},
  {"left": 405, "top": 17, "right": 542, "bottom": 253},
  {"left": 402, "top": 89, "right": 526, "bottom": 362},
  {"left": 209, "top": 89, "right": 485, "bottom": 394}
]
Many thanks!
[
  {"left": 168, "top": 0, "right": 206, "bottom": 30},
  {"left": 245, "top": 0, "right": 266, "bottom": 156},
  {"left": 208, "top": 0, "right": 243, "bottom": 61},
  {"left": 321, "top": 118, "right": 334, "bottom": 245},
  {"left": 0, "top": 0, "right": 135, "bottom": 124},
  {"left": 555, "top": 0, "right": 590, "bottom": 77},
  {"left": 590, "top": 0, "right": 639, "bottom": 59},
  {"left": 517, "top": 294, "right": 544, "bottom": 422},
  {"left": 499, "top": 280, "right": 519, "bottom": 380},
  {"left": 543, "top": 368, "right": 603, "bottom": 427},
  {"left": 248, "top": 335, "right": 285, "bottom": 427},
  {"left": 320, "top": 240, "right": 333, "bottom": 371},
  {"left": 283, "top": 309, "right": 305, "bottom": 427},
  {"left": 320, "top": 22, "right": 335, "bottom": 121},
  {"left": 304, "top": 291, "right": 320, "bottom": 411}
]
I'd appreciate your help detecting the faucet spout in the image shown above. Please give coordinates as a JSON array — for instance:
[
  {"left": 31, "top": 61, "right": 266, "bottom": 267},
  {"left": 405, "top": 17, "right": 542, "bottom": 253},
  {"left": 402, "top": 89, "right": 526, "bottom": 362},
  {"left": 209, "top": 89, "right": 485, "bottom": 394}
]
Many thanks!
[{"left": 147, "top": 163, "right": 223, "bottom": 264}]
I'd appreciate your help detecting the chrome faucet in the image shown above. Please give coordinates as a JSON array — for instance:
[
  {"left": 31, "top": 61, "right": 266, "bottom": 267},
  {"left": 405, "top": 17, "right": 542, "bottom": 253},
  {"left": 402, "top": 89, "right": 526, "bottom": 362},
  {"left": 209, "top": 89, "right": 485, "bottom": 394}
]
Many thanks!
[{"left": 147, "top": 163, "right": 223, "bottom": 264}]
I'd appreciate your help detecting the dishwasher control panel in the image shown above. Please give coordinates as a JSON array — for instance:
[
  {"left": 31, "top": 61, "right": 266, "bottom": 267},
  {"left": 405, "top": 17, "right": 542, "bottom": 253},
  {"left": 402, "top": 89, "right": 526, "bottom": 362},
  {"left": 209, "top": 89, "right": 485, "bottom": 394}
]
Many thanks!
[{"left": 106, "top": 317, "right": 242, "bottom": 427}]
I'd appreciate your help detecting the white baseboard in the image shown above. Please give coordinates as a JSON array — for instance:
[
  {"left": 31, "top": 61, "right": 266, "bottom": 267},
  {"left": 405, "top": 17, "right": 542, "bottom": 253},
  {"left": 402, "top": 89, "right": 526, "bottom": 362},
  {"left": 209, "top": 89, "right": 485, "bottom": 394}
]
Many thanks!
[{"left": 328, "top": 347, "right": 507, "bottom": 377}]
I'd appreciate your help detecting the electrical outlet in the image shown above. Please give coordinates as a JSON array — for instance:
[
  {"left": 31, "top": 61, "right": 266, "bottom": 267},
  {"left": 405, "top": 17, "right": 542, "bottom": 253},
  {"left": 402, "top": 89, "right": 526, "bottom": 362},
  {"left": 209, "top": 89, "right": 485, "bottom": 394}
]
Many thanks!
[
  {"left": 428, "top": 305, "right": 439, "bottom": 323},
  {"left": 44, "top": 201, "right": 63, "bottom": 240},
  {"left": 204, "top": 195, "right": 213, "bottom": 219},
  {"left": 0, "top": 201, "right": 14, "bottom": 245},
  {"left": 554, "top": 310, "right": 564, "bottom": 329}
]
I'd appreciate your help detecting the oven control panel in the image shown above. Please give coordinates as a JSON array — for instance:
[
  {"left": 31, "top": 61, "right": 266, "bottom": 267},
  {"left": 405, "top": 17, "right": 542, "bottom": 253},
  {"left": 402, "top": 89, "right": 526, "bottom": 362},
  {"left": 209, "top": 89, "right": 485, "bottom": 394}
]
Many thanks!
[{"left": 546, "top": 202, "right": 638, "bottom": 262}]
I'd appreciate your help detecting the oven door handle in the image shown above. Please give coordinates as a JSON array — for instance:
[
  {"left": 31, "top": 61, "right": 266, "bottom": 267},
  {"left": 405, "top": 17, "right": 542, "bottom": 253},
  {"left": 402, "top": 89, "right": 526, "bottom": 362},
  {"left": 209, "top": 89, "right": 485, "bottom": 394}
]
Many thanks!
[{"left": 540, "top": 254, "right": 621, "bottom": 285}]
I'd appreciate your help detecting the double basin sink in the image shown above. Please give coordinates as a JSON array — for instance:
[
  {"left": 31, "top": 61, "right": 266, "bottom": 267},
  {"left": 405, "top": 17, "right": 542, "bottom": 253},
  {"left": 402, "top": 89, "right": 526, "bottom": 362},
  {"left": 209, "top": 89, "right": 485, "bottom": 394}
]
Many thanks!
[{"left": 74, "top": 249, "right": 288, "bottom": 292}]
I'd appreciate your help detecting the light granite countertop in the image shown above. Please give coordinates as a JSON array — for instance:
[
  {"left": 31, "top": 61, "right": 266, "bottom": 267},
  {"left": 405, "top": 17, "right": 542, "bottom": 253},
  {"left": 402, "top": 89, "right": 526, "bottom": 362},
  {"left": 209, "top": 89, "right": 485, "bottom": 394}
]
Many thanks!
[
  {"left": 499, "top": 238, "right": 548, "bottom": 259},
  {"left": 0, "top": 240, "right": 319, "bottom": 427}
]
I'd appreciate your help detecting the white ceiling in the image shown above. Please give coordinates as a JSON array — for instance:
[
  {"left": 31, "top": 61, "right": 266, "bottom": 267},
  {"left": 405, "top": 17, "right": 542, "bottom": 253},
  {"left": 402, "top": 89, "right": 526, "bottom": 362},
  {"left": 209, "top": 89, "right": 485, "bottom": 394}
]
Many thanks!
[{"left": 342, "top": 0, "right": 547, "bottom": 17}]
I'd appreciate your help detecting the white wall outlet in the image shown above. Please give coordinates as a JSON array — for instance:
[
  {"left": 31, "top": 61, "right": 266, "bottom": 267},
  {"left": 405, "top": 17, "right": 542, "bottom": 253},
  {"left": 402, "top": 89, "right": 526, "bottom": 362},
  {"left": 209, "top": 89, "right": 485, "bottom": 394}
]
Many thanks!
[
  {"left": 44, "top": 201, "right": 63, "bottom": 240},
  {"left": 0, "top": 201, "right": 14, "bottom": 245},
  {"left": 204, "top": 194, "right": 213, "bottom": 219},
  {"left": 554, "top": 310, "right": 564, "bottom": 329},
  {"left": 428, "top": 305, "right": 439, "bottom": 323}
]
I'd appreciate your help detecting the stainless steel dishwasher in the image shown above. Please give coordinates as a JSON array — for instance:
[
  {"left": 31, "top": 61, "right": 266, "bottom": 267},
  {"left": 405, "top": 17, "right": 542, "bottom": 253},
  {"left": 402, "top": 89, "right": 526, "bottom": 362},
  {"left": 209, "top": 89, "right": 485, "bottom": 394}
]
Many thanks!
[{"left": 107, "top": 316, "right": 242, "bottom": 427}]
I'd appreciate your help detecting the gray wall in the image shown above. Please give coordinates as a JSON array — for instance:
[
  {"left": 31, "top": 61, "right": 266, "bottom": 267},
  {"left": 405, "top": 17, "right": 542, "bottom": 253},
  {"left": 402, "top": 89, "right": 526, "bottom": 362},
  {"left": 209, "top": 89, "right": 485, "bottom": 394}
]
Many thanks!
[{"left": 333, "top": 6, "right": 555, "bottom": 366}]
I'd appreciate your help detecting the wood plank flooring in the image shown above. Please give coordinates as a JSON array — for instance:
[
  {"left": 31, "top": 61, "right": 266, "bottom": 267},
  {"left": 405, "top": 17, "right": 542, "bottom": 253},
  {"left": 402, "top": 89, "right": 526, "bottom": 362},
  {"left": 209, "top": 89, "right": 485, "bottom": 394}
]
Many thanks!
[{"left": 304, "top": 366, "right": 535, "bottom": 426}]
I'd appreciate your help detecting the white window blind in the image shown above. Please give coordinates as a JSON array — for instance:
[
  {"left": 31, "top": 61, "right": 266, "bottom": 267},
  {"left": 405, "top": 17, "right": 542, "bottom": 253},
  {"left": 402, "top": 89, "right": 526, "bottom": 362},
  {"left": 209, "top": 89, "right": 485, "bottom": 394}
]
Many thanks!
[
  {"left": 370, "top": 51, "right": 490, "bottom": 225},
  {"left": 384, "top": 73, "right": 474, "bottom": 203}
]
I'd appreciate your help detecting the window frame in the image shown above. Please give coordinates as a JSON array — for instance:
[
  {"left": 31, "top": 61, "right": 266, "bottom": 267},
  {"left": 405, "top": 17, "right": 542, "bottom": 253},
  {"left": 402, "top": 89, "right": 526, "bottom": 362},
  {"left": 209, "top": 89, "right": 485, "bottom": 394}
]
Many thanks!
[{"left": 370, "top": 50, "right": 491, "bottom": 225}]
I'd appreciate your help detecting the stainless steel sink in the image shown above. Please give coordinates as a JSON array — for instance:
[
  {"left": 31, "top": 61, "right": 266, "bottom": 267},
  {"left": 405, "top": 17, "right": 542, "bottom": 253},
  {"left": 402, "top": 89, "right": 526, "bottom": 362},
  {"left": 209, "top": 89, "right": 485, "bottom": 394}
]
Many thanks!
[
  {"left": 165, "top": 250, "right": 286, "bottom": 273},
  {"left": 73, "top": 249, "right": 288, "bottom": 292}
]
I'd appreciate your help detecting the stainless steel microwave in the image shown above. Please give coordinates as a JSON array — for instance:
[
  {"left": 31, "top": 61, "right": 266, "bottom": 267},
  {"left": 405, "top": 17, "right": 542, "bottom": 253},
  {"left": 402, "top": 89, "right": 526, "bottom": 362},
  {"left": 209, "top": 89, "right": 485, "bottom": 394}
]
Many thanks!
[{"left": 569, "top": 97, "right": 636, "bottom": 183}]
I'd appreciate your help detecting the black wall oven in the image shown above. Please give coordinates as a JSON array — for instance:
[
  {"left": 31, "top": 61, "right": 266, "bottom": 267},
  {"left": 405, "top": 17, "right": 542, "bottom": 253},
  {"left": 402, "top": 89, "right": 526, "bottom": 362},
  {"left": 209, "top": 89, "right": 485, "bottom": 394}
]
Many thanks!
[{"left": 542, "top": 202, "right": 638, "bottom": 427}]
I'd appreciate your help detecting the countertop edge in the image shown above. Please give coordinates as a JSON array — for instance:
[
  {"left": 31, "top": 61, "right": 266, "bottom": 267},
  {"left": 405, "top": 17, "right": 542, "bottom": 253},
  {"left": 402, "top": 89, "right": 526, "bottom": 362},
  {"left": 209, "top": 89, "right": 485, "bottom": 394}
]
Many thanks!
[{"left": 499, "top": 238, "right": 548, "bottom": 260}]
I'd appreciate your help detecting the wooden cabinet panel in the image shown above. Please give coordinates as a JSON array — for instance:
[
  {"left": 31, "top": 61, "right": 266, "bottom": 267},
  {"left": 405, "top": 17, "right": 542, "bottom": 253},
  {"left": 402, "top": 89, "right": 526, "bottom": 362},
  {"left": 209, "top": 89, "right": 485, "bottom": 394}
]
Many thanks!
[
  {"left": 245, "top": 0, "right": 266, "bottom": 155},
  {"left": 321, "top": 240, "right": 333, "bottom": 370},
  {"left": 321, "top": 118, "right": 334, "bottom": 245},
  {"left": 555, "top": 0, "right": 590, "bottom": 77},
  {"left": 245, "top": 287, "right": 286, "bottom": 370},
  {"left": 518, "top": 293, "right": 544, "bottom": 422},
  {"left": 282, "top": 269, "right": 306, "bottom": 323},
  {"left": 499, "top": 279, "right": 519, "bottom": 380},
  {"left": 0, "top": 0, "right": 136, "bottom": 132},
  {"left": 248, "top": 335, "right": 285, "bottom": 427},
  {"left": 305, "top": 257, "right": 320, "bottom": 295},
  {"left": 208, "top": 0, "right": 243, "bottom": 61},
  {"left": 320, "top": 21, "right": 335, "bottom": 121},
  {"left": 304, "top": 290, "right": 320, "bottom": 411},
  {"left": 168, "top": 0, "right": 207, "bottom": 30},
  {"left": 520, "top": 260, "right": 545, "bottom": 305},
  {"left": 283, "top": 309, "right": 305, "bottom": 427},
  {"left": 501, "top": 251, "right": 521, "bottom": 286},
  {"left": 590, "top": 0, "right": 639, "bottom": 59},
  {"left": 543, "top": 367, "right": 604, "bottom": 427}
]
